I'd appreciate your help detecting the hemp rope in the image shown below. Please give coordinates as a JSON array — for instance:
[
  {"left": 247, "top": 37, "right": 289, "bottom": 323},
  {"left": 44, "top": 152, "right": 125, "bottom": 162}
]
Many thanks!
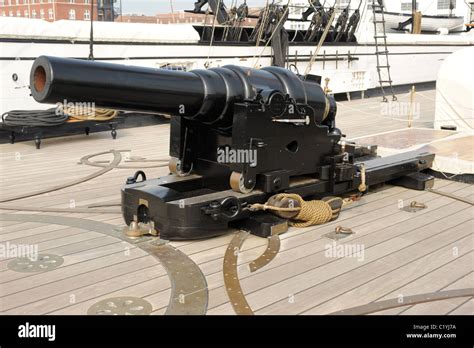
[
  {"left": 250, "top": 193, "right": 339, "bottom": 227},
  {"left": 63, "top": 106, "right": 118, "bottom": 121}
]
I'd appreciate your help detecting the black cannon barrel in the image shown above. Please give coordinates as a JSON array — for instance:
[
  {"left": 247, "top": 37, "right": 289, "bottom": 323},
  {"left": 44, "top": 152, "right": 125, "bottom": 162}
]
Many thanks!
[
  {"left": 31, "top": 56, "right": 336, "bottom": 123},
  {"left": 31, "top": 56, "right": 205, "bottom": 117}
]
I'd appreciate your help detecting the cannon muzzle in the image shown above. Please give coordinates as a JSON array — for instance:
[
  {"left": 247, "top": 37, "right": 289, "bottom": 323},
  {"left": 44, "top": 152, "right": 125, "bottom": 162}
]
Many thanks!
[{"left": 31, "top": 56, "right": 336, "bottom": 124}]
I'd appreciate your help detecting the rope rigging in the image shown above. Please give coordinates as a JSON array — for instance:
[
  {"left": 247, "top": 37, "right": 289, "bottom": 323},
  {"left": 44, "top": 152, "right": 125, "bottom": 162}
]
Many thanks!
[
  {"left": 303, "top": 2, "right": 336, "bottom": 76},
  {"left": 252, "top": 0, "right": 291, "bottom": 68}
]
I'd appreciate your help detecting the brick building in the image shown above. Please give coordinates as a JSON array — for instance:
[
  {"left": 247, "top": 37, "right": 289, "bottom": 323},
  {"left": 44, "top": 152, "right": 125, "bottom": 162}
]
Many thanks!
[
  {"left": 117, "top": 9, "right": 260, "bottom": 26},
  {"left": 155, "top": 8, "right": 260, "bottom": 25},
  {"left": 0, "top": 0, "right": 114, "bottom": 22},
  {"left": 116, "top": 14, "right": 158, "bottom": 24}
]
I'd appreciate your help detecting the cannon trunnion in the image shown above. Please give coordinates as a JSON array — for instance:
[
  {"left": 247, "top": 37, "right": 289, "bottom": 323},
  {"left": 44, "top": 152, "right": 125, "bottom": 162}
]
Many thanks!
[{"left": 30, "top": 56, "right": 435, "bottom": 240}]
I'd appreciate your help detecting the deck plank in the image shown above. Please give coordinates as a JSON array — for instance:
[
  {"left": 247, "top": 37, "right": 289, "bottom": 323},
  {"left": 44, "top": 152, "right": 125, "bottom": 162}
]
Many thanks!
[
  {"left": 211, "top": 213, "right": 472, "bottom": 314},
  {"left": 205, "top": 185, "right": 471, "bottom": 312}
]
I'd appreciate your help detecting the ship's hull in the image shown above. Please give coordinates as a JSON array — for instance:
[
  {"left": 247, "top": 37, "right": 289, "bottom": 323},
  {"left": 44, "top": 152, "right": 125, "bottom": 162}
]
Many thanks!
[{"left": 1, "top": 37, "right": 473, "bottom": 115}]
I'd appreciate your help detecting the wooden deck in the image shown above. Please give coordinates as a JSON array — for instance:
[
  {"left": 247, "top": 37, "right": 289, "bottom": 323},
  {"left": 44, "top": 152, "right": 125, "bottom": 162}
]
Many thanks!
[{"left": 0, "top": 89, "right": 472, "bottom": 315}]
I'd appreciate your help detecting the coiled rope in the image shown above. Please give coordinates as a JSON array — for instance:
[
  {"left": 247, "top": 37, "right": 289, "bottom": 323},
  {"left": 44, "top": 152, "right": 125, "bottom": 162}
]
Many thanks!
[
  {"left": 63, "top": 106, "right": 118, "bottom": 121},
  {"left": 1, "top": 109, "right": 68, "bottom": 127},
  {"left": 1, "top": 106, "right": 118, "bottom": 127},
  {"left": 250, "top": 193, "right": 347, "bottom": 227}
]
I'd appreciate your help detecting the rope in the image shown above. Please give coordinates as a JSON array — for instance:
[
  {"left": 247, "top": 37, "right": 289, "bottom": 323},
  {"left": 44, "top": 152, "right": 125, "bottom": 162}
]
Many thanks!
[
  {"left": 304, "top": 7, "right": 336, "bottom": 76},
  {"left": 205, "top": 0, "right": 222, "bottom": 68},
  {"left": 250, "top": 193, "right": 337, "bottom": 227},
  {"left": 63, "top": 106, "right": 118, "bottom": 121},
  {"left": 358, "top": 163, "right": 367, "bottom": 192},
  {"left": 427, "top": 188, "right": 474, "bottom": 206},
  {"left": 1, "top": 108, "right": 68, "bottom": 127},
  {"left": 253, "top": 1, "right": 291, "bottom": 68},
  {"left": 222, "top": 0, "right": 235, "bottom": 41},
  {"left": 255, "top": 0, "right": 270, "bottom": 46}
]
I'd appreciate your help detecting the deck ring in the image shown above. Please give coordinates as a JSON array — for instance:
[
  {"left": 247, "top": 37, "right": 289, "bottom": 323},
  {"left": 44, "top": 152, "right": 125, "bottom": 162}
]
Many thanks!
[
  {"left": 0, "top": 150, "right": 122, "bottom": 203},
  {"left": 223, "top": 230, "right": 254, "bottom": 315},
  {"left": 249, "top": 234, "right": 281, "bottom": 273},
  {"left": 87, "top": 297, "right": 153, "bottom": 315},
  {"left": 81, "top": 150, "right": 168, "bottom": 169},
  {"left": 0, "top": 213, "right": 209, "bottom": 315},
  {"left": 7, "top": 254, "right": 64, "bottom": 273},
  {"left": 330, "top": 288, "right": 474, "bottom": 315}
]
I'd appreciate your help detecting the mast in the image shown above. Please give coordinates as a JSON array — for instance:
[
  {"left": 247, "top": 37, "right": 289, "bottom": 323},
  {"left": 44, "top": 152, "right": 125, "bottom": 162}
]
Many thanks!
[{"left": 411, "top": 0, "right": 416, "bottom": 34}]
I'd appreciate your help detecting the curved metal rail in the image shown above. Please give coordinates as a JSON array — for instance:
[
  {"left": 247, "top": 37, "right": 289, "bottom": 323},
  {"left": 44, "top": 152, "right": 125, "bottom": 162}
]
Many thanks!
[{"left": 0, "top": 213, "right": 209, "bottom": 315}]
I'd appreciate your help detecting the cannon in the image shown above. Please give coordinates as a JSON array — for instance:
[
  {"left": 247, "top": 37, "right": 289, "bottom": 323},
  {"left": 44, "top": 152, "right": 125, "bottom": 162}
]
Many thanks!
[{"left": 30, "top": 56, "right": 435, "bottom": 240}]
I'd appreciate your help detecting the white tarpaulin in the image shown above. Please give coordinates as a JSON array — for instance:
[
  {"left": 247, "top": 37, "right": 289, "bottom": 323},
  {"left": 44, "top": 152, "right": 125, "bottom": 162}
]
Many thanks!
[
  {"left": 0, "top": 17, "right": 200, "bottom": 43},
  {"left": 434, "top": 47, "right": 474, "bottom": 131}
]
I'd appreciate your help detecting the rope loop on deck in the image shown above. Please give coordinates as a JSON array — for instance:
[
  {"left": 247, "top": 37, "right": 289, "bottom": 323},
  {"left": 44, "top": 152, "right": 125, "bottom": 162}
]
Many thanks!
[{"left": 250, "top": 193, "right": 344, "bottom": 228}]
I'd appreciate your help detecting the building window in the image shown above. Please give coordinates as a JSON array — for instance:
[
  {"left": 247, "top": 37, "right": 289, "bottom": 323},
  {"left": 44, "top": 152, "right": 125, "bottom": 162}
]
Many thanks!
[
  {"left": 17, "top": 10, "right": 21, "bottom": 16},
  {"left": 401, "top": 2, "right": 418, "bottom": 11},
  {"left": 69, "top": 0, "right": 75, "bottom": 3},
  {"left": 84, "top": 9, "right": 90, "bottom": 20},
  {"left": 24, "top": 9, "right": 28, "bottom": 17},
  {"left": 2, "top": 11, "right": 6, "bottom": 17},
  {"left": 49, "top": 8, "right": 53, "bottom": 19},
  {"left": 68, "top": 9, "right": 75, "bottom": 20},
  {"left": 9, "top": 10, "right": 13, "bottom": 16},
  {"left": 40, "top": 9, "right": 44, "bottom": 19},
  {"left": 437, "top": 0, "right": 456, "bottom": 10},
  {"left": 32, "top": 9, "right": 36, "bottom": 18}
]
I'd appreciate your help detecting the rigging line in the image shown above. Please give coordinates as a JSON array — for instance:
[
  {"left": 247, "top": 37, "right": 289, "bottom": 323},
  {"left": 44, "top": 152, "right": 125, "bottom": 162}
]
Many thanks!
[
  {"left": 437, "top": 89, "right": 473, "bottom": 129},
  {"left": 304, "top": 3, "right": 337, "bottom": 76},
  {"left": 256, "top": 0, "right": 270, "bottom": 47},
  {"left": 351, "top": 0, "right": 364, "bottom": 51},
  {"left": 205, "top": 0, "right": 222, "bottom": 67},
  {"left": 223, "top": 0, "right": 235, "bottom": 41},
  {"left": 253, "top": 0, "right": 292, "bottom": 68},
  {"left": 420, "top": 0, "right": 437, "bottom": 15},
  {"left": 203, "top": 3, "right": 210, "bottom": 27}
]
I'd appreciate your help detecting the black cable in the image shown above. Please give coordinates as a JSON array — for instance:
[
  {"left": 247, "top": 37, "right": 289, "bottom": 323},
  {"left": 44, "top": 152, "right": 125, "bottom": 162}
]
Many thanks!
[{"left": 1, "top": 108, "right": 68, "bottom": 127}]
